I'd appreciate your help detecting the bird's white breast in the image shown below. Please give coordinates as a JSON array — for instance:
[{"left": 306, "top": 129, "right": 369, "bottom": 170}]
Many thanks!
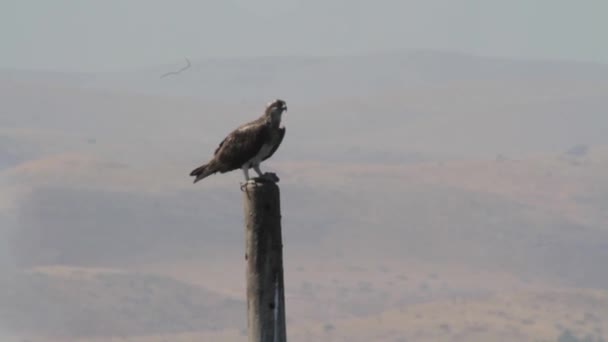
[
  {"left": 256, "top": 143, "right": 274, "bottom": 161},
  {"left": 245, "top": 143, "right": 274, "bottom": 167}
]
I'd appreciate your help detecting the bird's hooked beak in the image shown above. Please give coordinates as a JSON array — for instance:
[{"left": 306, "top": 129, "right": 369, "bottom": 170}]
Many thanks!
[{"left": 282, "top": 104, "right": 288, "bottom": 112}]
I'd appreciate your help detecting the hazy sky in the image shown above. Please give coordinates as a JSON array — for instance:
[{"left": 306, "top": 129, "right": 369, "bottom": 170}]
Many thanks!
[{"left": 1, "top": 0, "right": 607, "bottom": 71}]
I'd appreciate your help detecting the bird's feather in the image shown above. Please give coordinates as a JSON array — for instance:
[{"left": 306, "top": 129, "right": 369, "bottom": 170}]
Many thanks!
[
  {"left": 189, "top": 99, "right": 287, "bottom": 183},
  {"left": 263, "top": 127, "right": 285, "bottom": 162},
  {"left": 212, "top": 118, "right": 270, "bottom": 173}
]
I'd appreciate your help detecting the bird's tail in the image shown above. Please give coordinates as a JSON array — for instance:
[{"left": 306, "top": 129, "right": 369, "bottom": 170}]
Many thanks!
[{"left": 189, "top": 161, "right": 218, "bottom": 184}]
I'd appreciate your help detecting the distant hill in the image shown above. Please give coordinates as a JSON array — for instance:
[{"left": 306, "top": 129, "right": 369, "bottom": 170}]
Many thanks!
[
  {"left": 5, "top": 50, "right": 608, "bottom": 100},
  {"left": 307, "top": 289, "right": 608, "bottom": 342},
  {"left": 2, "top": 51, "right": 608, "bottom": 341},
  {"left": 2, "top": 51, "right": 608, "bottom": 161},
  {"left": 6, "top": 154, "right": 608, "bottom": 288},
  {"left": 0, "top": 268, "right": 243, "bottom": 338}
]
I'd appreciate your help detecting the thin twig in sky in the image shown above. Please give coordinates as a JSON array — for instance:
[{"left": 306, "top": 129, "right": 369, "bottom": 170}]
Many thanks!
[{"left": 160, "top": 57, "right": 191, "bottom": 78}]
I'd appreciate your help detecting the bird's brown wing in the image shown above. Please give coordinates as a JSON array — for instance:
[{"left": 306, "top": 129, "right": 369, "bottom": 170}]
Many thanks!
[
  {"left": 263, "top": 127, "right": 285, "bottom": 162},
  {"left": 213, "top": 122, "right": 269, "bottom": 173}
]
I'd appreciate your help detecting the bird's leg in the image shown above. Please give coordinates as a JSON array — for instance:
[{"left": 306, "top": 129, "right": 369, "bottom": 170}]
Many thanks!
[
  {"left": 253, "top": 164, "right": 279, "bottom": 183},
  {"left": 242, "top": 166, "right": 250, "bottom": 181},
  {"left": 240, "top": 166, "right": 253, "bottom": 191},
  {"left": 253, "top": 164, "right": 264, "bottom": 178}
]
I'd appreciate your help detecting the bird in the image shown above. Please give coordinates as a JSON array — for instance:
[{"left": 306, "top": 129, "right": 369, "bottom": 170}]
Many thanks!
[{"left": 189, "top": 99, "right": 287, "bottom": 185}]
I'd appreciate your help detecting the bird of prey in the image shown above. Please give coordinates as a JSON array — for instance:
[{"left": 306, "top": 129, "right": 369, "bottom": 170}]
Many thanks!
[{"left": 189, "top": 99, "right": 287, "bottom": 184}]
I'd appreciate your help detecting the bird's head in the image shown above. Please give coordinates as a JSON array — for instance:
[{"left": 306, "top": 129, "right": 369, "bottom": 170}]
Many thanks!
[
  {"left": 265, "top": 99, "right": 288, "bottom": 119},
  {"left": 264, "top": 99, "right": 287, "bottom": 125}
]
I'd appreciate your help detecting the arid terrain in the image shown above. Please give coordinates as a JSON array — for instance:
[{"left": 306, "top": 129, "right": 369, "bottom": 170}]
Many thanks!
[{"left": 1, "top": 52, "right": 608, "bottom": 341}]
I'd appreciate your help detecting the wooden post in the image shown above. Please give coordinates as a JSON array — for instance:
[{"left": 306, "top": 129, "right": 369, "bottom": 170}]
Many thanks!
[{"left": 243, "top": 178, "right": 287, "bottom": 342}]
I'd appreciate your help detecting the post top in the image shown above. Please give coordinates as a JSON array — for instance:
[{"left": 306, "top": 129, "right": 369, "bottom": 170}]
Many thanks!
[{"left": 242, "top": 173, "right": 280, "bottom": 192}]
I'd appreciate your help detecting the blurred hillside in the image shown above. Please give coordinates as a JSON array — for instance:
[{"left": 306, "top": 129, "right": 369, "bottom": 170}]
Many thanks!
[{"left": 1, "top": 51, "right": 607, "bottom": 341}]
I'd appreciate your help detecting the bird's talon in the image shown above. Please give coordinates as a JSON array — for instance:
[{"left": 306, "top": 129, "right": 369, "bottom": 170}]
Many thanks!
[{"left": 240, "top": 179, "right": 258, "bottom": 191}]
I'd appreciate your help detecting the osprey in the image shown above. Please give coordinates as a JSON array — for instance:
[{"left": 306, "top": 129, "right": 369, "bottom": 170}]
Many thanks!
[{"left": 190, "top": 99, "right": 287, "bottom": 184}]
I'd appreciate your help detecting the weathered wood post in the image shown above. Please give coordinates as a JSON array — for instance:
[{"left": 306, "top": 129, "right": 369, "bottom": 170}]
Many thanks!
[{"left": 243, "top": 177, "right": 287, "bottom": 342}]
